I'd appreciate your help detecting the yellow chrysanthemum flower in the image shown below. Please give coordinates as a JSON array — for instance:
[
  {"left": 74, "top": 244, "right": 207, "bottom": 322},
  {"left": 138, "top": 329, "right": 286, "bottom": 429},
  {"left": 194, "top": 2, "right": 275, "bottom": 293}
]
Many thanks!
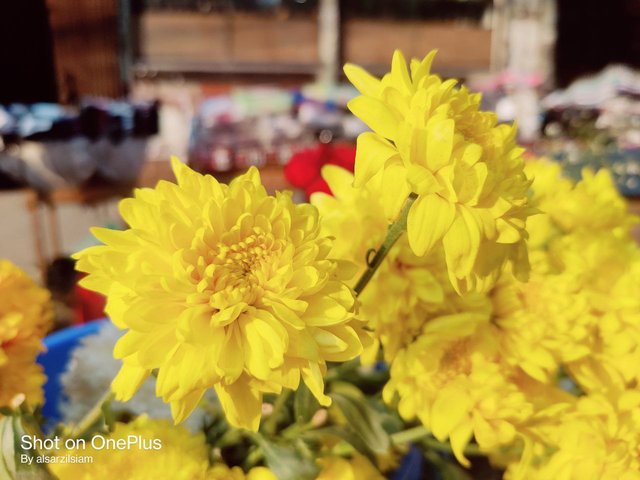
[
  {"left": 316, "top": 454, "right": 385, "bottom": 480},
  {"left": 74, "top": 158, "right": 368, "bottom": 430},
  {"left": 525, "top": 160, "right": 638, "bottom": 248},
  {"left": 312, "top": 166, "right": 490, "bottom": 362},
  {"left": 310, "top": 166, "right": 387, "bottom": 265},
  {"left": 0, "top": 259, "right": 52, "bottom": 407},
  {"left": 344, "top": 50, "right": 533, "bottom": 293},
  {"left": 507, "top": 391, "right": 640, "bottom": 480},
  {"left": 383, "top": 315, "right": 533, "bottom": 466},
  {"left": 0, "top": 339, "right": 48, "bottom": 407},
  {"left": 491, "top": 250, "right": 596, "bottom": 383},
  {"left": 494, "top": 161, "right": 640, "bottom": 389},
  {"left": 559, "top": 234, "right": 640, "bottom": 392},
  {"left": 0, "top": 259, "right": 52, "bottom": 346},
  {"left": 207, "top": 465, "right": 276, "bottom": 480}
]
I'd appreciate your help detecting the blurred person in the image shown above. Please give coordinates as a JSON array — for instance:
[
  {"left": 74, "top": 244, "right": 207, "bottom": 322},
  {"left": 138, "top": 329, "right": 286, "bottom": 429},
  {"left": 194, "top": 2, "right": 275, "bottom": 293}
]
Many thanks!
[{"left": 46, "top": 257, "right": 106, "bottom": 330}]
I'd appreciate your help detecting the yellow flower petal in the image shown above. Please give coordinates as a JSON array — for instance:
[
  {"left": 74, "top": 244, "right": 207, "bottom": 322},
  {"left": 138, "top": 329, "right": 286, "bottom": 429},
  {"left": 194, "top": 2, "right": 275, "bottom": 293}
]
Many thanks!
[
  {"left": 425, "top": 116, "right": 455, "bottom": 171},
  {"left": 111, "top": 364, "right": 150, "bottom": 401},
  {"left": 390, "top": 49, "right": 413, "bottom": 94},
  {"left": 347, "top": 96, "right": 400, "bottom": 140},
  {"left": 382, "top": 163, "right": 412, "bottom": 220},
  {"left": 302, "top": 362, "right": 331, "bottom": 406},
  {"left": 449, "top": 422, "right": 474, "bottom": 468},
  {"left": 442, "top": 205, "right": 481, "bottom": 280},
  {"left": 354, "top": 132, "right": 400, "bottom": 187},
  {"left": 430, "top": 387, "right": 472, "bottom": 441},
  {"left": 171, "top": 388, "right": 206, "bottom": 424},
  {"left": 407, "top": 193, "right": 455, "bottom": 256},
  {"left": 343, "top": 63, "right": 381, "bottom": 97},
  {"left": 215, "top": 378, "right": 262, "bottom": 431}
]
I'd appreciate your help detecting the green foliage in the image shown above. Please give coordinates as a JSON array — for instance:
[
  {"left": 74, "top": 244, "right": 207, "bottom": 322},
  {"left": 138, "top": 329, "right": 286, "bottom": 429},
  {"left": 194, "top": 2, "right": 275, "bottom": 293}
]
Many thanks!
[
  {"left": 329, "top": 383, "right": 391, "bottom": 455},
  {"left": 293, "top": 383, "right": 319, "bottom": 425},
  {"left": 251, "top": 434, "right": 319, "bottom": 480},
  {"left": 0, "top": 415, "right": 17, "bottom": 480},
  {"left": 0, "top": 413, "right": 54, "bottom": 480}
]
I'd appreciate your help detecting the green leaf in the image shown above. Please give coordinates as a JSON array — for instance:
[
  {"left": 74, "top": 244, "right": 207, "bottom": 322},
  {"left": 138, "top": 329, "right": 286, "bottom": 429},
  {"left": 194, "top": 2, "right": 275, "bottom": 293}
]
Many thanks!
[
  {"left": 293, "top": 383, "right": 319, "bottom": 425},
  {"left": 439, "top": 463, "right": 474, "bottom": 480},
  {"left": 424, "top": 450, "right": 473, "bottom": 480},
  {"left": 0, "top": 414, "right": 55, "bottom": 480},
  {"left": 1, "top": 416, "right": 17, "bottom": 480},
  {"left": 301, "top": 426, "right": 377, "bottom": 464},
  {"left": 251, "top": 434, "right": 319, "bottom": 480},
  {"left": 329, "top": 384, "right": 391, "bottom": 455}
]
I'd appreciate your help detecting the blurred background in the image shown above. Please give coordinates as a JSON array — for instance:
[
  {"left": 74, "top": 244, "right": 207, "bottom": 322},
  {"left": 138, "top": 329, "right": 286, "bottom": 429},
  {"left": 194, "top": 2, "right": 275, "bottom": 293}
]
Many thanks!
[{"left": 1, "top": 0, "right": 639, "bottom": 328}]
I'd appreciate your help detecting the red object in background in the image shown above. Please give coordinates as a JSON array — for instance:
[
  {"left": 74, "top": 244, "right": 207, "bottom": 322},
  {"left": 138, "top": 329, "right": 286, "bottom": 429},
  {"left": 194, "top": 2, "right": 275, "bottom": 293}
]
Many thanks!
[
  {"left": 73, "top": 274, "right": 106, "bottom": 325},
  {"left": 284, "top": 143, "right": 356, "bottom": 199}
]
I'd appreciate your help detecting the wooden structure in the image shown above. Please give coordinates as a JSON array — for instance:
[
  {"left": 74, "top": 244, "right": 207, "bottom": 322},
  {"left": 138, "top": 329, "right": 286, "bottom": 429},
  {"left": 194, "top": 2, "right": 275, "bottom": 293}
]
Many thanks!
[
  {"left": 138, "top": 11, "right": 319, "bottom": 75},
  {"left": 24, "top": 181, "right": 134, "bottom": 280},
  {"left": 343, "top": 19, "right": 491, "bottom": 76},
  {"left": 43, "top": 0, "right": 495, "bottom": 93},
  {"left": 136, "top": 9, "right": 492, "bottom": 79},
  {"left": 46, "top": 0, "right": 124, "bottom": 101}
]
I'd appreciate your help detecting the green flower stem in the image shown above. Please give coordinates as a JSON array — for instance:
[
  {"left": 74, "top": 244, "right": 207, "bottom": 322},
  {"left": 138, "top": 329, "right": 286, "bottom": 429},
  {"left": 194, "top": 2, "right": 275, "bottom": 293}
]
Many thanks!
[
  {"left": 324, "top": 357, "right": 360, "bottom": 383},
  {"left": 243, "top": 446, "right": 264, "bottom": 469},
  {"left": 216, "top": 427, "right": 246, "bottom": 448},
  {"left": 391, "top": 425, "right": 482, "bottom": 456},
  {"left": 263, "top": 389, "right": 292, "bottom": 436},
  {"left": 390, "top": 425, "right": 430, "bottom": 445},
  {"left": 70, "top": 390, "right": 115, "bottom": 438},
  {"left": 353, "top": 193, "right": 418, "bottom": 297},
  {"left": 280, "top": 420, "right": 311, "bottom": 438},
  {"left": 423, "top": 436, "right": 482, "bottom": 456}
]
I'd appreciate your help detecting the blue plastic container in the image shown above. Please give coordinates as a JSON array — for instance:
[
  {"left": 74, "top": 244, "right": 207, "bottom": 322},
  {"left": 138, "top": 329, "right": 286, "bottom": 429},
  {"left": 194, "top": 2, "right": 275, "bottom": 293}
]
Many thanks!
[{"left": 37, "top": 320, "right": 107, "bottom": 427}]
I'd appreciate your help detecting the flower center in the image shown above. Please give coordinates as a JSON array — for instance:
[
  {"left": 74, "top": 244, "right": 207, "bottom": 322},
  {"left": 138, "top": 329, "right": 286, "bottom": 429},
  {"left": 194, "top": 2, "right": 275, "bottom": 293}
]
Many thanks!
[
  {"left": 433, "top": 339, "right": 473, "bottom": 387},
  {"left": 197, "top": 229, "right": 280, "bottom": 309}
]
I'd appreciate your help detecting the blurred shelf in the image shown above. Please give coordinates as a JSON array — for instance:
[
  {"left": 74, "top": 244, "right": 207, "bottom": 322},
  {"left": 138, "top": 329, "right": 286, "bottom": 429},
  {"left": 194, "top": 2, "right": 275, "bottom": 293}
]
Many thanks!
[{"left": 134, "top": 60, "right": 320, "bottom": 78}]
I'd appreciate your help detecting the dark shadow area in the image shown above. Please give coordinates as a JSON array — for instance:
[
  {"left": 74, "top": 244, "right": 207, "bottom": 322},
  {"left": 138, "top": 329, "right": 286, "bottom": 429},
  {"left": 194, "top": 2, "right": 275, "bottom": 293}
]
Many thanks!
[
  {"left": 556, "top": 0, "right": 640, "bottom": 86},
  {"left": 0, "top": 1, "right": 58, "bottom": 104}
]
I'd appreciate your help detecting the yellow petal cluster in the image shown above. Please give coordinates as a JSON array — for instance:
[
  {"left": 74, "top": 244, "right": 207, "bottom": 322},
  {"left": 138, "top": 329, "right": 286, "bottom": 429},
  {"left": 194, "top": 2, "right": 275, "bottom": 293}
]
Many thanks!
[
  {"left": 312, "top": 166, "right": 490, "bottom": 362},
  {"left": 0, "top": 259, "right": 52, "bottom": 407},
  {"left": 507, "top": 392, "right": 640, "bottom": 480},
  {"left": 304, "top": 155, "right": 640, "bottom": 480},
  {"left": 0, "top": 340, "right": 49, "bottom": 408},
  {"left": 344, "top": 50, "right": 533, "bottom": 293},
  {"left": 525, "top": 161, "right": 638, "bottom": 248},
  {"left": 74, "top": 158, "right": 368, "bottom": 430},
  {"left": 51, "top": 416, "right": 210, "bottom": 479},
  {"left": 383, "top": 315, "right": 534, "bottom": 466},
  {"left": 316, "top": 454, "right": 385, "bottom": 480},
  {"left": 560, "top": 233, "right": 640, "bottom": 392},
  {"left": 497, "top": 161, "right": 640, "bottom": 390},
  {"left": 488, "top": 161, "right": 640, "bottom": 476},
  {"left": 207, "top": 465, "right": 276, "bottom": 480},
  {"left": 492, "top": 250, "right": 597, "bottom": 383}
]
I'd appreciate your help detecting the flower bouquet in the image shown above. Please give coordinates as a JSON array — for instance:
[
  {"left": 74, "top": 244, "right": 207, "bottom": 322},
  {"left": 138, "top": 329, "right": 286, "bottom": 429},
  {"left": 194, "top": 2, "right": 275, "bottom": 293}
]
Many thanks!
[{"left": 2, "top": 50, "right": 640, "bottom": 480}]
